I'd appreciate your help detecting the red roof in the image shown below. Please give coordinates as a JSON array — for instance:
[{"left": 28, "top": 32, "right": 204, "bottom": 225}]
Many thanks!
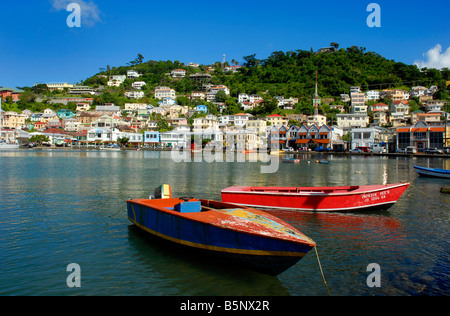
[
  {"left": 42, "top": 128, "right": 67, "bottom": 134},
  {"left": 266, "top": 114, "right": 285, "bottom": 117}
]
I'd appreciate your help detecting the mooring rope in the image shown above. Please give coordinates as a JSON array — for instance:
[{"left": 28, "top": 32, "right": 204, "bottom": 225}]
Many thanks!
[{"left": 314, "top": 246, "right": 331, "bottom": 296}]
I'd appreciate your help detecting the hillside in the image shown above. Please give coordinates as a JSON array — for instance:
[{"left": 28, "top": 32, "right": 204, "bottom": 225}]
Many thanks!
[
  {"left": 7, "top": 45, "right": 450, "bottom": 115},
  {"left": 84, "top": 45, "right": 449, "bottom": 103}
]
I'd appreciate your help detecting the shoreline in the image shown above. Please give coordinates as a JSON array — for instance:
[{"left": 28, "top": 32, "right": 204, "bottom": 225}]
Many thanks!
[{"left": 16, "top": 145, "right": 450, "bottom": 159}]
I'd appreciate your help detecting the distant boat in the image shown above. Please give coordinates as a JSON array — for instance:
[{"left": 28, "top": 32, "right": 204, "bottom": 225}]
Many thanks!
[
  {"left": 100, "top": 144, "right": 121, "bottom": 151},
  {"left": 127, "top": 185, "right": 316, "bottom": 275},
  {"left": 221, "top": 183, "right": 410, "bottom": 212},
  {"left": 0, "top": 142, "right": 19, "bottom": 150},
  {"left": 414, "top": 166, "right": 450, "bottom": 179},
  {"left": 282, "top": 158, "right": 301, "bottom": 163}
]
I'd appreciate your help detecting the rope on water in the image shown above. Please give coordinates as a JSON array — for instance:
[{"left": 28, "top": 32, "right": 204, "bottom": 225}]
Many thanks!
[
  {"left": 408, "top": 183, "right": 429, "bottom": 196},
  {"left": 314, "top": 246, "right": 331, "bottom": 296}
]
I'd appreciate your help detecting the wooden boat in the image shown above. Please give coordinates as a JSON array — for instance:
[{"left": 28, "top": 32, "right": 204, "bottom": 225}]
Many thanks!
[
  {"left": 414, "top": 166, "right": 450, "bottom": 179},
  {"left": 221, "top": 183, "right": 410, "bottom": 212},
  {"left": 127, "top": 185, "right": 316, "bottom": 275},
  {"left": 282, "top": 158, "right": 301, "bottom": 163}
]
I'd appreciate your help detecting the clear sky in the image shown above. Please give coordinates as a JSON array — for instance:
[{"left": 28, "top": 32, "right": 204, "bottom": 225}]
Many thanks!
[{"left": 1, "top": 0, "right": 449, "bottom": 88}]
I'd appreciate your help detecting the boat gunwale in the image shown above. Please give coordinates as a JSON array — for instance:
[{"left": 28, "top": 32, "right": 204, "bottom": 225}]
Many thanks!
[
  {"left": 127, "top": 198, "right": 315, "bottom": 247},
  {"left": 221, "top": 183, "right": 410, "bottom": 197},
  {"left": 414, "top": 166, "right": 450, "bottom": 174}
]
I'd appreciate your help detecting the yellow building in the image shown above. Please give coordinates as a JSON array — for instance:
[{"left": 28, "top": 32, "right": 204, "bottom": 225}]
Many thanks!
[
  {"left": 266, "top": 114, "right": 288, "bottom": 127},
  {"left": 1, "top": 111, "right": 27, "bottom": 129},
  {"left": 44, "top": 83, "right": 74, "bottom": 92}
]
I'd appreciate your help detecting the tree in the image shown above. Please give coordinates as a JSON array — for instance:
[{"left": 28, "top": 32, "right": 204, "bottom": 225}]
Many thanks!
[
  {"left": 330, "top": 42, "right": 339, "bottom": 50},
  {"left": 117, "top": 137, "right": 129, "bottom": 146},
  {"left": 243, "top": 54, "right": 259, "bottom": 68},
  {"left": 215, "top": 90, "right": 227, "bottom": 103},
  {"left": 136, "top": 54, "right": 144, "bottom": 64}
]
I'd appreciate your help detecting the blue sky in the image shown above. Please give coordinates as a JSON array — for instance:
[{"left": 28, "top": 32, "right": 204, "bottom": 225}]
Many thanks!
[{"left": 1, "top": 0, "right": 449, "bottom": 88}]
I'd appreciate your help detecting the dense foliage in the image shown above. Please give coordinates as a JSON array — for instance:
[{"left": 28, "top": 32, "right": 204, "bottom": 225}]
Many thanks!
[{"left": 4, "top": 46, "right": 450, "bottom": 116}]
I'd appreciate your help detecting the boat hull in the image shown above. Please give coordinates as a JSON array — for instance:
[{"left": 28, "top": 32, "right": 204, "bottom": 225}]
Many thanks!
[
  {"left": 0, "top": 143, "right": 19, "bottom": 150},
  {"left": 414, "top": 166, "right": 450, "bottom": 179},
  {"left": 221, "top": 183, "right": 410, "bottom": 212},
  {"left": 127, "top": 198, "right": 315, "bottom": 275}
]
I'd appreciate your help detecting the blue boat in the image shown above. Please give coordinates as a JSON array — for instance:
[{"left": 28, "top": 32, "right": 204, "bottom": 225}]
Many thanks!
[
  {"left": 414, "top": 166, "right": 450, "bottom": 179},
  {"left": 127, "top": 185, "right": 316, "bottom": 275}
]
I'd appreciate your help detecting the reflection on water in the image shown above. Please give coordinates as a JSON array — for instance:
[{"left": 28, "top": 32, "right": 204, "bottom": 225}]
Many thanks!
[{"left": 0, "top": 150, "right": 449, "bottom": 295}]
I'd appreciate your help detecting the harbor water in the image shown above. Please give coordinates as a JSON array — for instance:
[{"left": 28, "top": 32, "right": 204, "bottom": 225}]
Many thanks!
[{"left": 0, "top": 150, "right": 449, "bottom": 296}]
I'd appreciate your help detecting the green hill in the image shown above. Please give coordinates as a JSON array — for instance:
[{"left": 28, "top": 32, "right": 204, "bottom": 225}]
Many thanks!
[{"left": 85, "top": 46, "right": 449, "bottom": 102}]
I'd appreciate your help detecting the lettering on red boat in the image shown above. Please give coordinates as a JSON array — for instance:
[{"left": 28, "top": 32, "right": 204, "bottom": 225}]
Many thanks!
[{"left": 362, "top": 190, "right": 389, "bottom": 203}]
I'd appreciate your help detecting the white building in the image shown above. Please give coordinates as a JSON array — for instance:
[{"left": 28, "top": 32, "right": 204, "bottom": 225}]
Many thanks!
[
  {"left": 210, "top": 85, "right": 230, "bottom": 96},
  {"left": 155, "top": 86, "right": 176, "bottom": 100},
  {"left": 132, "top": 81, "right": 147, "bottom": 90},
  {"left": 127, "top": 70, "right": 141, "bottom": 79},
  {"left": 125, "top": 91, "right": 145, "bottom": 99},
  {"left": 125, "top": 103, "right": 148, "bottom": 111},
  {"left": 350, "top": 127, "right": 388, "bottom": 150},
  {"left": 171, "top": 69, "right": 186, "bottom": 78},
  {"left": 87, "top": 127, "right": 119, "bottom": 142},
  {"left": 425, "top": 100, "right": 446, "bottom": 112},
  {"left": 366, "top": 90, "right": 380, "bottom": 101},
  {"left": 336, "top": 113, "right": 370, "bottom": 130}
]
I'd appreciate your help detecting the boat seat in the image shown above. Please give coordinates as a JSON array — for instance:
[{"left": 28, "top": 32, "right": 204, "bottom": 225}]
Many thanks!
[{"left": 174, "top": 201, "right": 202, "bottom": 213}]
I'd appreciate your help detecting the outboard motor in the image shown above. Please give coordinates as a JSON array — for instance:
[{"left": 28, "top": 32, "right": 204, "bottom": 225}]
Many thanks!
[{"left": 150, "top": 184, "right": 172, "bottom": 199}]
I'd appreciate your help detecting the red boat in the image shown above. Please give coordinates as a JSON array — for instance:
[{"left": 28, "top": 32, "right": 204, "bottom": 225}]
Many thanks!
[{"left": 221, "top": 183, "right": 410, "bottom": 212}]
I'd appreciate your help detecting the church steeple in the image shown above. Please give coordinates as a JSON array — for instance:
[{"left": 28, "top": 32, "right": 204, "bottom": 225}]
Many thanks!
[{"left": 313, "top": 70, "right": 321, "bottom": 115}]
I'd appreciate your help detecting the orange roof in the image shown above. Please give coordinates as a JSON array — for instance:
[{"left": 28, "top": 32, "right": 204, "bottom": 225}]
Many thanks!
[
  {"left": 313, "top": 139, "right": 330, "bottom": 144},
  {"left": 266, "top": 114, "right": 285, "bottom": 117},
  {"left": 429, "top": 127, "right": 445, "bottom": 132},
  {"left": 411, "top": 128, "right": 428, "bottom": 132},
  {"left": 397, "top": 128, "right": 410, "bottom": 132}
]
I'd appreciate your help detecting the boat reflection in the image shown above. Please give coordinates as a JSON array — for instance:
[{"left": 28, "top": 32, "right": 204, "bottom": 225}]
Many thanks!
[{"left": 267, "top": 209, "right": 406, "bottom": 251}]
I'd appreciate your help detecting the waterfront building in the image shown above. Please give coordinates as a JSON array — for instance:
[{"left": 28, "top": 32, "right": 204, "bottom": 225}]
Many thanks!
[
  {"left": 350, "top": 126, "right": 388, "bottom": 150},
  {"left": 396, "top": 121, "right": 445, "bottom": 151},
  {"left": 144, "top": 131, "right": 161, "bottom": 147},
  {"left": 87, "top": 127, "right": 120, "bottom": 143}
]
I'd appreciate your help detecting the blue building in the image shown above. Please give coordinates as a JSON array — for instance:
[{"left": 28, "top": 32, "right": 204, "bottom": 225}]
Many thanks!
[
  {"left": 196, "top": 105, "right": 208, "bottom": 114},
  {"left": 57, "top": 109, "right": 76, "bottom": 119},
  {"left": 144, "top": 131, "right": 161, "bottom": 148}
]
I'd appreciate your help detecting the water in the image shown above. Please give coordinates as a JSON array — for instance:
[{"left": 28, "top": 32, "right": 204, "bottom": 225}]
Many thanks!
[{"left": 0, "top": 150, "right": 449, "bottom": 296}]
